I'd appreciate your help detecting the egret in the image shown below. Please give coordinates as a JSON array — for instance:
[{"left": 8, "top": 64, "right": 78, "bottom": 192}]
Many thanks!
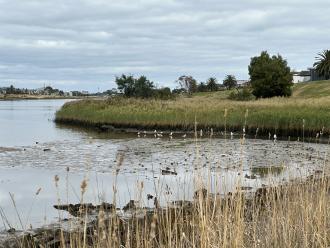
[
  {"left": 273, "top": 134, "right": 277, "bottom": 143},
  {"left": 182, "top": 134, "right": 187, "bottom": 138}
]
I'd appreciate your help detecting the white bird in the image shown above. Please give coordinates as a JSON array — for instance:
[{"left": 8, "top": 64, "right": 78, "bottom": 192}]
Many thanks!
[
  {"left": 210, "top": 128, "right": 214, "bottom": 137},
  {"left": 169, "top": 132, "right": 173, "bottom": 136},
  {"left": 316, "top": 132, "right": 319, "bottom": 139},
  {"left": 143, "top": 130, "right": 147, "bottom": 137},
  {"left": 182, "top": 134, "right": 187, "bottom": 138},
  {"left": 273, "top": 134, "right": 277, "bottom": 143},
  {"left": 157, "top": 132, "right": 163, "bottom": 137},
  {"left": 137, "top": 132, "right": 141, "bottom": 138},
  {"left": 243, "top": 127, "right": 246, "bottom": 133},
  {"left": 154, "top": 130, "right": 157, "bottom": 138},
  {"left": 200, "top": 129, "right": 203, "bottom": 137},
  {"left": 230, "top": 132, "right": 234, "bottom": 139}
]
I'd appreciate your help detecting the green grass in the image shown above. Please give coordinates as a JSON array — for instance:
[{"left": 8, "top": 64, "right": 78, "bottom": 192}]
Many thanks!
[
  {"left": 293, "top": 80, "right": 330, "bottom": 98},
  {"left": 55, "top": 80, "right": 330, "bottom": 136}
]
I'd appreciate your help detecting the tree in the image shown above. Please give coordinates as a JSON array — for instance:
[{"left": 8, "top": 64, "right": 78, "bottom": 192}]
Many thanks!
[
  {"left": 115, "top": 74, "right": 135, "bottom": 97},
  {"left": 7, "top": 85, "right": 15, "bottom": 94},
  {"left": 176, "top": 75, "right": 198, "bottom": 94},
  {"left": 134, "top": 76, "right": 155, "bottom": 98},
  {"left": 197, "top": 82, "right": 208, "bottom": 92},
  {"left": 206, "top": 77, "right": 218, "bottom": 91},
  {"left": 115, "top": 74, "right": 155, "bottom": 98},
  {"left": 248, "top": 51, "right": 293, "bottom": 98},
  {"left": 314, "top": 50, "right": 330, "bottom": 80},
  {"left": 223, "top": 75, "right": 237, "bottom": 89}
]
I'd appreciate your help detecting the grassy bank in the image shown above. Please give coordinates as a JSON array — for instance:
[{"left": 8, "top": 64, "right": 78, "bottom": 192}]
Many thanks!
[{"left": 55, "top": 80, "right": 330, "bottom": 137}]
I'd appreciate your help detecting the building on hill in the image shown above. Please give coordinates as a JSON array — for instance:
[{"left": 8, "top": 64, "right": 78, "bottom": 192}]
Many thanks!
[{"left": 292, "top": 68, "right": 325, "bottom": 83}]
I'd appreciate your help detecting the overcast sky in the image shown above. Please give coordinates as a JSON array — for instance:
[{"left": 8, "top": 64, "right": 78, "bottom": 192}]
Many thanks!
[{"left": 0, "top": 0, "right": 329, "bottom": 92}]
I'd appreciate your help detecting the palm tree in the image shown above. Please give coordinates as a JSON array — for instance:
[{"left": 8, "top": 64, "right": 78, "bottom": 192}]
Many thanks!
[
  {"left": 223, "top": 75, "right": 237, "bottom": 89},
  {"left": 314, "top": 50, "right": 330, "bottom": 80},
  {"left": 206, "top": 77, "right": 218, "bottom": 91}
]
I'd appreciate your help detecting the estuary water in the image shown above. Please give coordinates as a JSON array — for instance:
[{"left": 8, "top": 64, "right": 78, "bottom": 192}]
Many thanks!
[{"left": 0, "top": 99, "right": 329, "bottom": 230}]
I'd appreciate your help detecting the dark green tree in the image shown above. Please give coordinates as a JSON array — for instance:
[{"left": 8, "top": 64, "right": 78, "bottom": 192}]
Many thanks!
[
  {"left": 115, "top": 74, "right": 135, "bottom": 97},
  {"left": 7, "top": 85, "right": 15, "bottom": 94},
  {"left": 223, "top": 75, "right": 237, "bottom": 89},
  {"left": 249, "top": 51, "right": 293, "bottom": 98},
  {"left": 197, "top": 82, "right": 208, "bottom": 92},
  {"left": 176, "top": 75, "right": 198, "bottom": 94},
  {"left": 115, "top": 74, "right": 155, "bottom": 98},
  {"left": 314, "top": 50, "right": 330, "bottom": 80},
  {"left": 206, "top": 77, "right": 218, "bottom": 91},
  {"left": 134, "top": 76, "right": 155, "bottom": 98}
]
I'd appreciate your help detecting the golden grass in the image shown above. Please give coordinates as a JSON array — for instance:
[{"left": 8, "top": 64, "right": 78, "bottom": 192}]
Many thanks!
[
  {"left": 13, "top": 174, "right": 330, "bottom": 248},
  {"left": 56, "top": 95, "right": 330, "bottom": 136}
]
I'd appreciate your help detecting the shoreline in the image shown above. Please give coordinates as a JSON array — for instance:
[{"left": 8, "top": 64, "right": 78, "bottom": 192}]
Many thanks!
[
  {"left": 0, "top": 95, "right": 80, "bottom": 100},
  {"left": 55, "top": 112, "right": 329, "bottom": 140}
]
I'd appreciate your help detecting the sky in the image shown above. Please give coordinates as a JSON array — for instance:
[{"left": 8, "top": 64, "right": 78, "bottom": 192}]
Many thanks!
[{"left": 0, "top": 0, "right": 329, "bottom": 92}]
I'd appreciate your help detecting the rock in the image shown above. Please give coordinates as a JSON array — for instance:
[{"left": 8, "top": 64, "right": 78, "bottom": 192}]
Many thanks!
[
  {"left": 245, "top": 174, "right": 257, "bottom": 179},
  {"left": 54, "top": 203, "right": 95, "bottom": 216},
  {"left": 161, "top": 169, "right": 177, "bottom": 175},
  {"left": 147, "top": 194, "right": 154, "bottom": 200},
  {"left": 122, "top": 200, "right": 138, "bottom": 211},
  {"left": 237, "top": 186, "right": 253, "bottom": 191},
  {"left": 7, "top": 228, "right": 15, "bottom": 234},
  {"left": 194, "top": 188, "right": 208, "bottom": 199}
]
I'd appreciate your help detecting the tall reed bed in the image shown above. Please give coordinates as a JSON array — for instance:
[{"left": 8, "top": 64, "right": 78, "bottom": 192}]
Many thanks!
[
  {"left": 56, "top": 96, "right": 330, "bottom": 136},
  {"left": 13, "top": 172, "right": 330, "bottom": 247}
]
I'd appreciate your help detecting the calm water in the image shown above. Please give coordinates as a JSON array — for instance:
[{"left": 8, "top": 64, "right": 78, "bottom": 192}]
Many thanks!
[{"left": 0, "top": 99, "right": 329, "bottom": 230}]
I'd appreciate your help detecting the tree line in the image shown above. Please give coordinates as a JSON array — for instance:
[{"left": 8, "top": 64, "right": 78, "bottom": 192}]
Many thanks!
[
  {"left": 115, "top": 74, "right": 239, "bottom": 99},
  {"left": 114, "top": 49, "right": 329, "bottom": 100}
]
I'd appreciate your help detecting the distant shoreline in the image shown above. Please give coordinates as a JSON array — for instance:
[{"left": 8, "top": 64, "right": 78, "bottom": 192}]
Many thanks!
[{"left": 0, "top": 94, "right": 86, "bottom": 100}]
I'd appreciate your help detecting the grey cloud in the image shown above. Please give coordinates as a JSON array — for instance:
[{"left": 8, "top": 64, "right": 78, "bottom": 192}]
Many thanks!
[{"left": 0, "top": 0, "right": 329, "bottom": 91}]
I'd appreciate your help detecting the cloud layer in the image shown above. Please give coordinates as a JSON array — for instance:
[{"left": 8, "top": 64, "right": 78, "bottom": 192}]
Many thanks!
[{"left": 0, "top": 0, "right": 329, "bottom": 91}]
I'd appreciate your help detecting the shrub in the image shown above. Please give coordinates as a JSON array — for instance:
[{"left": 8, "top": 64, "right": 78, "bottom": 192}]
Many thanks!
[{"left": 228, "top": 88, "right": 254, "bottom": 101}]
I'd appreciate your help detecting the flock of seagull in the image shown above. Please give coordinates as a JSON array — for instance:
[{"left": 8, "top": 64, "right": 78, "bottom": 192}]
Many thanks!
[{"left": 136, "top": 128, "right": 280, "bottom": 142}]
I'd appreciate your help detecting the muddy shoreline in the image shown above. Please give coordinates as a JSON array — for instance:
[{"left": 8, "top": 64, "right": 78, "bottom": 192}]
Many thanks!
[{"left": 55, "top": 117, "right": 329, "bottom": 142}]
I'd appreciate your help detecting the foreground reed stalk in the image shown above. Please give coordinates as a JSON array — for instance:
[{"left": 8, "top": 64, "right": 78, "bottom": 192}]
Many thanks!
[{"left": 9, "top": 172, "right": 328, "bottom": 248}]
